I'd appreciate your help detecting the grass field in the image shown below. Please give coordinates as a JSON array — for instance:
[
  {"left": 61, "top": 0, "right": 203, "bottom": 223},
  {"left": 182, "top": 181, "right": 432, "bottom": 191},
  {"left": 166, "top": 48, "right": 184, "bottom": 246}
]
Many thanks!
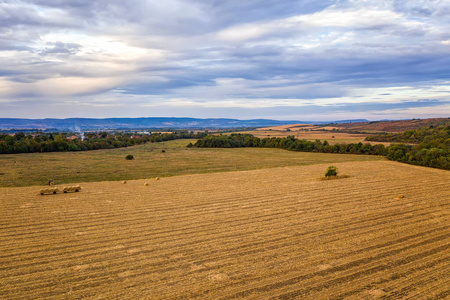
[
  {"left": 0, "top": 139, "right": 384, "bottom": 187},
  {"left": 0, "top": 160, "right": 449, "bottom": 299}
]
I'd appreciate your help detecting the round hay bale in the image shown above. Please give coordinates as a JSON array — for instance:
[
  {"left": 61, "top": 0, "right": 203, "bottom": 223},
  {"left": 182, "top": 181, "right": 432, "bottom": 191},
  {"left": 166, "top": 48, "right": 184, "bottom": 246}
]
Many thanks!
[
  {"left": 155, "top": 177, "right": 159, "bottom": 181},
  {"left": 144, "top": 182, "right": 149, "bottom": 186},
  {"left": 122, "top": 181, "right": 127, "bottom": 184},
  {"left": 39, "top": 189, "right": 45, "bottom": 195},
  {"left": 76, "top": 185, "right": 81, "bottom": 190}
]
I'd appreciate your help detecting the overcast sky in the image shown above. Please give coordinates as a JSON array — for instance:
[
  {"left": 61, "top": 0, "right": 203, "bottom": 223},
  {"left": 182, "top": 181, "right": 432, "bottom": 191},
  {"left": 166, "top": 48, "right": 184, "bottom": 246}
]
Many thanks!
[{"left": 1, "top": 0, "right": 450, "bottom": 121}]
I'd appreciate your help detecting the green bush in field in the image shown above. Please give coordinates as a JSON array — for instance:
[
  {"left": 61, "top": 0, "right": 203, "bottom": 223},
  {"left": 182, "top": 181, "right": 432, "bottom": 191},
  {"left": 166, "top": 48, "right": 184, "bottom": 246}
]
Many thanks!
[
  {"left": 125, "top": 154, "right": 134, "bottom": 160},
  {"left": 325, "top": 166, "right": 338, "bottom": 177}
]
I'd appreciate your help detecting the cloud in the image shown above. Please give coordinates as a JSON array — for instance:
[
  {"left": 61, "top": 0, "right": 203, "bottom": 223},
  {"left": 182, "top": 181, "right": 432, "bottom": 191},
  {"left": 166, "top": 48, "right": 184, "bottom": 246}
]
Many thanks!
[
  {"left": 0, "top": 0, "right": 449, "bottom": 120},
  {"left": 40, "top": 42, "right": 82, "bottom": 56},
  {"left": 0, "top": 76, "right": 122, "bottom": 98}
]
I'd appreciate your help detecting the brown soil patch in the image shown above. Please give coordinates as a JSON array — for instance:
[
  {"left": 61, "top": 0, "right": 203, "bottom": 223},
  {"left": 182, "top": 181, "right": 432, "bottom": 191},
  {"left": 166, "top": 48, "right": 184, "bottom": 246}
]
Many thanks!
[
  {"left": 318, "top": 264, "right": 333, "bottom": 271},
  {"left": 367, "top": 289, "right": 386, "bottom": 297},
  {"left": 209, "top": 273, "right": 229, "bottom": 281}
]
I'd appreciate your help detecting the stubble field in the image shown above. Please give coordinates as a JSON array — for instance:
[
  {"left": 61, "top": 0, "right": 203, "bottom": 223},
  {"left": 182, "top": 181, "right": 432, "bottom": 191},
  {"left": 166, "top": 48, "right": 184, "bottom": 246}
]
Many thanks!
[
  {"left": 240, "top": 125, "right": 386, "bottom": 145},
  {"left": 1, "top": 160, "right": 449, "bottom": 299}
]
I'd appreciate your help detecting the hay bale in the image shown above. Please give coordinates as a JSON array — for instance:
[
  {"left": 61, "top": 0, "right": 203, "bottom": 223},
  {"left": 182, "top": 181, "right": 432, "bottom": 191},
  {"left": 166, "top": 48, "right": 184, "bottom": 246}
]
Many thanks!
[
  {"left": 122, "top": 181, "right": 127, "bottom": 184},
  {"left": 155, "top": 177, "right": 159, "bottom": 181},
  {"left": 395, "top": 194, "right": 405, "bottom": 199},
  {"left": 144, "top": 182, "right": 149, "bottom": 186},
  {"left": 63, "top": 186, "right": 78, "bottom": 193},
  {"left": 39, "top": 189, "right": 45, "bottom": 195}
]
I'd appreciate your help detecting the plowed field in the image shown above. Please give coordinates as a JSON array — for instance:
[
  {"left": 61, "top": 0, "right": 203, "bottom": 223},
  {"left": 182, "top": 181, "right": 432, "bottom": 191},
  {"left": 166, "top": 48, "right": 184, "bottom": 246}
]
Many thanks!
[{"left": 1, "top": 161, "right": 449, "bottom": 299}]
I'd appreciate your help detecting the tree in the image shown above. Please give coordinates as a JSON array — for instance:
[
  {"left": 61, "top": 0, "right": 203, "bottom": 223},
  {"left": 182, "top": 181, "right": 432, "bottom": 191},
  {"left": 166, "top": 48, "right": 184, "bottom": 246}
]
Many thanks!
[{"left": 325, "top": 166, "right": 338, "bottom": 177}]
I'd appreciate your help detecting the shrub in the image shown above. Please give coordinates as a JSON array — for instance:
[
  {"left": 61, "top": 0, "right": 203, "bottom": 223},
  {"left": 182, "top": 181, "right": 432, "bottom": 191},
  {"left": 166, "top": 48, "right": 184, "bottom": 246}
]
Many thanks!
[
  {"left": 125, "top": 154, "right": 134, "bottom": 160},
  {"left": 325, "top": 166, "right": 338, "bottom": 177}
]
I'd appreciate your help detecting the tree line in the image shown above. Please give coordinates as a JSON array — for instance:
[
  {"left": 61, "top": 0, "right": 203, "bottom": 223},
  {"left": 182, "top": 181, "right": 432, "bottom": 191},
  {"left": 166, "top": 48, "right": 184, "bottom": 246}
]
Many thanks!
[
  {"left": 193, "top": 132, "right": 450, "bottom": 170},
  {"left": 365, "top": 125, "right": 450, "bottom": 169},
  {"left": 0, "top": 131, "right": 207, "bottom": 154},
  {"left": 365, "top": 124, "right": 449, "bottom": 144},
  {"left": 193, "top": 134, "right": 388, "bottom": 155}
]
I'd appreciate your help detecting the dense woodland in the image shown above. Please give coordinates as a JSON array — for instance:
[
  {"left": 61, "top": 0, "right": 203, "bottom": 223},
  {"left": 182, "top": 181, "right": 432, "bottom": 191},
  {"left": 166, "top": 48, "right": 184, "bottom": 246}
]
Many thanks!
[
  {"left": 193, "top": 134, "right": 388, "bottom": 155},
  {"left": 365, "top": 125, "right": 450, "bottom": 169},
  {"left": 0, "top": 131, "right": 207, "bottom": 154},
  {"left": 194, "top": 129, "right": 450, "bottom": 170}
]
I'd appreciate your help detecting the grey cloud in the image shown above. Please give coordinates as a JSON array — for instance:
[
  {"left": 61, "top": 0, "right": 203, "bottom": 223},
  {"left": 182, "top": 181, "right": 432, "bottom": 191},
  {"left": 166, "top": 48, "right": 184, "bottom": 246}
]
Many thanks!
[
  {"left": 120, "top": 79, "right": 215, "bottom": 96},
  {"left": 207, "top": 99, "right": 450, "bottom": 117},
  {"left": 0, "top": 3, "right": 43, "bottom": 27},
  {"left": 1, "top": 95, "right": 448, "bottom": 120},
  {"left": 40, "top": 42, "right": 82, "bottom": 56},
  {"left": 120, "top": 48, "right": 450, "bottom": 99},
  {"left": 393, "top": 1, "right": 450, "bottom": 18},
  {"left": 206, "top": 0, "right": 336, "bottom": 27},
  {"left": 22, "top": 0, "right": 336, "bottom": 36},
  {"left": 0, "top": 2, "right": 79, "bottom": 29}
]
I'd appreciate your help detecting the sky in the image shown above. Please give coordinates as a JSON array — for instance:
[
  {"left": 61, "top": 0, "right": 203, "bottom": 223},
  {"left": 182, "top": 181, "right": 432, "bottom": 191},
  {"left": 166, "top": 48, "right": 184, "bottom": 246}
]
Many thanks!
[{"left": 1, "top": 0, "right": 450, "bottom": 121}]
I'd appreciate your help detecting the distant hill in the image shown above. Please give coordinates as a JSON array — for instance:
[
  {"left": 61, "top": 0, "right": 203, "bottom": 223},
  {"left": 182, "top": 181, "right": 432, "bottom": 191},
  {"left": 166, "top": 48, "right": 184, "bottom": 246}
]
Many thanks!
[
  {"left": 333, "top": 119, "right": 369, "bottom": 124},
  {"left": 3, "top": 117, "right": 443, "bottom": 132},
  {"left": 331, "top": 118, "right": 450, "bottom": 132},
  {"left": 0, "top": 117, "right": 310, "bottom": 131}
]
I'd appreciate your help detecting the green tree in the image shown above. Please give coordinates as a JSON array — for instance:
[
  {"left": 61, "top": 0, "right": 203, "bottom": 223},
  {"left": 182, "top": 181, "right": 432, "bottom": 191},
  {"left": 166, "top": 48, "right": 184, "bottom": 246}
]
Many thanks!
[{"left": 325, "top": 166, "right": 338, "bottom": 177}]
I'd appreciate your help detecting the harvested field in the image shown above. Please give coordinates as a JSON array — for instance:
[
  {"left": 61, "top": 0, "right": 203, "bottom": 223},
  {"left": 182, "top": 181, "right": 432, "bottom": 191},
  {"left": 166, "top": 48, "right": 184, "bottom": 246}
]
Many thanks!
[
  {"left": 0, "top": 161, "right": 449, "bottom": 299},
  {"left": 256, "top": 124, "right": 316, "bottom": 131},
  {"left": 247, "top": 129, "right": 372, "bottom": 145},
  {"left": 239, "top": 126, "right": 385, "bottom": 145}
]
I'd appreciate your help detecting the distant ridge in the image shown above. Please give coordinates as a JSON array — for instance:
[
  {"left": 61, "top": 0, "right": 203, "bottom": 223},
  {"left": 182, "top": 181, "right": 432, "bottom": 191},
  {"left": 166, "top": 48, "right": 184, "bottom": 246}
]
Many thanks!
[
  {"left": 0, "top": 117, "right": 314, "bottom": 131},
  {"left": 333, "top": 119, "right": 369, "bottom": 124}
]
